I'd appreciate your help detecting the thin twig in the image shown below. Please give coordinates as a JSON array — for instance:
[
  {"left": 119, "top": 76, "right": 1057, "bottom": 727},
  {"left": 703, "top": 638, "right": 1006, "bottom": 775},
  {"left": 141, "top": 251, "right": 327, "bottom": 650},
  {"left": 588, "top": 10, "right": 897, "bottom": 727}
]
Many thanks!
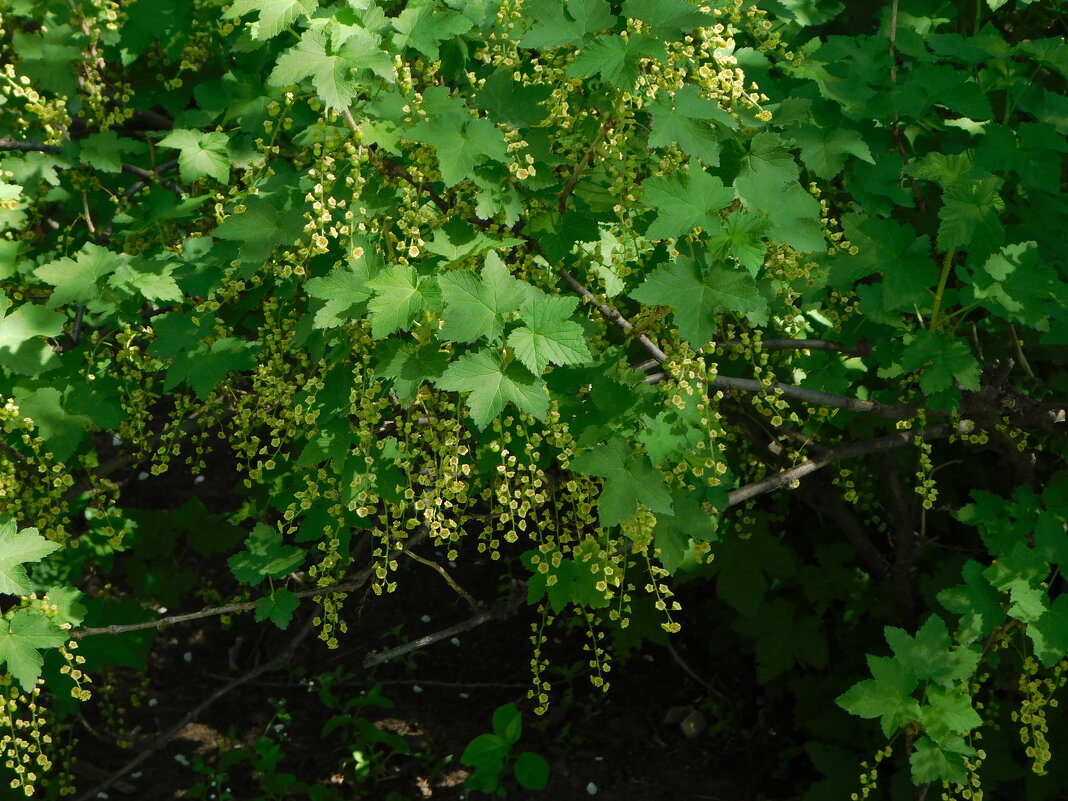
[
  {"left": 558, "top": 111, "right": 614, "bottom": 213},
  {"left": 0, "top": 138, "right": 182, "bottom": 194},
  {"left": 363, "top": 596, "right": 524, "bottom": 668},
  {"left": 71, "top": 614, "right": 317, "bottom": 801},
  {"left": 713, "top": 338, "right": 872, "bottom": 357},
  {"left": 402, "top": 549, "right": 480, "bottom": 611},
  {"left": 73, "top": 530, "right": 427, "bottom": 639}
]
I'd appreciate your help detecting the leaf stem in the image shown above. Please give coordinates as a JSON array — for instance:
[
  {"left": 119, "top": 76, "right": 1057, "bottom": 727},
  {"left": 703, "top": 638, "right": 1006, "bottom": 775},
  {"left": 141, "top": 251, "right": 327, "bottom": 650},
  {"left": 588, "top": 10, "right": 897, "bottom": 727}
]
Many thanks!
[{"left": 929, "top": 247, "right": 956, "bottom": 332}]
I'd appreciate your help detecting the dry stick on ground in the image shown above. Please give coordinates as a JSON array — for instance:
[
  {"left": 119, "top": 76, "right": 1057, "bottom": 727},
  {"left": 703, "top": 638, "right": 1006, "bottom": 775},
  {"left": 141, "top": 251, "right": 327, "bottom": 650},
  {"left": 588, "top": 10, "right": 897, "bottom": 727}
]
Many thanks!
[{"left": 71, "top": 613, "right": 317, "bottom": 801}]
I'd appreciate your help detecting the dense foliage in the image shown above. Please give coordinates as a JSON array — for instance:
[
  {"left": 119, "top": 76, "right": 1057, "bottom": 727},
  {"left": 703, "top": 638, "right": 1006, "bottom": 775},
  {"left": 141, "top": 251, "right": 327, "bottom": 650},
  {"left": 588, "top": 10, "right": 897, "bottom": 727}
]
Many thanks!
[{"left": 0, "top": 0, "right": 1065, "bottom": 797}]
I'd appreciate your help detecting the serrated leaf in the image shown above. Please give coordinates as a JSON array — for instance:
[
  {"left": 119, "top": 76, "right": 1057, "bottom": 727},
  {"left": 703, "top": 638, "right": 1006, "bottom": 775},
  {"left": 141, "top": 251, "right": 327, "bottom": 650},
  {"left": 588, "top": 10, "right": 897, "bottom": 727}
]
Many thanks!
[
  {"left": 733, "top": 169, "right": 824, "bottom": 253},
  {"left": 270, "top": 28, "right": 394, "bottom": 111},
  {"left": 647, "top": 83, "right": 735, "bottom": 164},
  {"left": 435, "top": 349, "right": 550, "bottom": 428},
  {"left": 0, "top": 519, "right": 61, "bottom": 596},
  {"left": 223, "top": 0, "right": 319, "bottom": 40},
  {"left": 0, "top": 609, "right": 67, "bottom": 691},
  {"left": 642, "top": 162, "right": 733, "bottom": 240},
  {"left": 391, "top": 0, "right": 472, "bottom": 59},
  {"left": 373, "top": 340, "right": 449, "bottom": 403},
  {"left": 570, "top": 437, "right": 673, "bottom": 527},
  {"left": 899, "top": 331, "right": 981, "bottom": 395},
  {"left": 793, "top": 123, "right": 874, "bottom": 179},
  {"left": 519, "top": 0, "right": 615, "bottom": 48},
  {"left": 884, "top": 615, "right": 981, "bottom": 687},
  {"left": 566, "top": 33, "right": 666, "bottom": 90},
  {"left": 228, "top": 523, "right": 307, "bottom": 585},
  {"left": 157, "top": 129, "right": 230, "bottom": 184},
  {"left": 507, "top": 293, "right": 591, "bottom": 373},
  {"left": 107, "top": 257, "right": 183, "bottom": 303},
  {"left": 439, "top": 251, "right": 524, "bottom": 342},
  {"left": 163, "top": 336, "right": 261, "bottom": 399},
  {"left": 255, "top": 587, "right": 300, "bottom": 629},
  {"left": 407, "top": 101, "right": 509, "bottom": 186},
  {"left": 1027, "top": 594, "right": 1068, "bottom": 667},
  {"left": 835, "top": 654, "right": 921, "bottom": 737},
  {"left": 937, "top": 175, "right": 1005, "bottom": 260},
  {"left": 630, "top": 255, "right": 767, "bottom": 345},
  {"left": 304, "top": 257, "right": 376, "bottom": 328},
  {"left": 366, "top": 265, "right": 440, "bottom": 338},
  {"left": 909, "top": 735, "right": 975, "bottom": 784},
  {"left": 35, "top": 243, "right": 124, "bottom": 308},
  {"left": 921, "top": 686, "right": 982, "bottom": 741},
  {"left": 214, "top": 196, "right": 304, "bottom": 263}
]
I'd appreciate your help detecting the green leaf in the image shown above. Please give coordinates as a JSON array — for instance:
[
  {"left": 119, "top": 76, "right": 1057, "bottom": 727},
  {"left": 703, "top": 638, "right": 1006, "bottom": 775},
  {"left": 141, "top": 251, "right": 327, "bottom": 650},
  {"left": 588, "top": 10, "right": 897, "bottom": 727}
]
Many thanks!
[
  {"left": 223, "top": 0, "right": 319, "bottom": 40},
  {"left": 35, "top": 243, "right": 124, "bottom": 308},
  {"left": 214, "top": 196, "right": 304, "bottom": 263},
  {"left": 228, "top": 523, "right": 307, "bottom": 585},
  {"left": 630, "top": 255, "right": 767, "bottom": 346},
  {"left": 884, "top": 615, "right": 980, "bottom": 687},
  {"left": 835, "top": 654, "right": 921, "bottom": 737},
  {"left": 157, "top": 129, "right": 230, "bottom": 184},
  {"left": 899, "top": 331, "right": 981, "bottom": 395},
  {"left": 164, "top": 337, "right": 261, "bottom": 400},
  {"left": 642, "top": 162, "right": 733, "bottom": 240},
  {"left": 366, "top": 265, "right": 440, "bottom": 338},
  {"left": 646, "top": 83, "right": 734, "bottom": 164},
  {"left": 78, "top": 131, "right": 148, "bottom": 174},
  {"left": 909, "top": 735, "right": 975, "bottom": 784},
  {"left": 706, "top": 210, "right": 768, "bottom": 276},
  {"left": 460, "top": 732, "right": 509, "bottom": 770},
  {"left": 0, "top": 609, "right": 67, "bottom": 691},
  {"left": 0, "top": 303, "right": 64, "bottom": 375},
  {"left": 507, "top": 294, "right": 591, "bottom": 374},
  {"left": 793, "top": 122, "right": 874, "bottom": 179},
  {"left": 11, "top": 384, "right": 94, "bottom": 461},
  {"left": 438, "top": 251, "right": 524, "bottom": 342},
  {"left": 373, "top": 340, "right": 449, "bottom": 404},
  {"left": 937, "top": 175, "right": 1005, "bottom": 260},
  {"left": 407, "top": 91, "right": 509, "bottom": 186},
  {"left": 920, "top": 686, "right": 982, "bottom": 741},
  {"left": 435, "top": 349, "right": 550, "bottom": 428},
  {"left": 0, "top": 519, "right": 60, "bottom": 596},
  {"left": 570, "top": 437, "right": 673, "bottom": 527},
  {"left": 255, "top": 587, "right": 300, "bottom": 630},
  {"left": 1027, "top": 594, "right": 1068, "bottom": 667},
  {"left": 733, "top": 169, "right": 824, "bottom": 253},
  {"left": 270, "top": 28, "right": 394, "bottom": 111},
  {"left": 492, "top": 702, "right": 522, "bottom": 745},
  {"left": 566, "top": 33, "right": 666, "bottom": 90},
  {"left": 514, "top": 751, "right": 550, "bottom": 790},
  {"left": 304, "top": 257, "right": 376, "bottom": 328},
  {"left": 622, "top": 0, "right": 709, "bottom": 37},
  {"left": 107, "top": 256, "right": 184, "bottom": 303},
  {"left": 519, "top": 0, "right": 616, "bottom": 49},
  {"left": 938, "top": 560, "right": 1006, "bottom": 644},
  {"left": 391, "top": 0, "right": 472, "bottom": 59}
]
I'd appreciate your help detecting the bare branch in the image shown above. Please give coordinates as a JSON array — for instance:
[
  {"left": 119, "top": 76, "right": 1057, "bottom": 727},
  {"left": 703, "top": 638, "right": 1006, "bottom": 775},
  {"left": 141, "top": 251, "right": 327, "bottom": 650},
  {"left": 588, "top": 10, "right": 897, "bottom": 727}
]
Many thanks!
[
  {"left": 363, "top": 595, "right": 524, "bottom": 668},
  {"left": 725, "top": 422, "right": 959, "bottom": 508},
  {"left": 73, "top": 530, "right": 427, "bottom": 639}
]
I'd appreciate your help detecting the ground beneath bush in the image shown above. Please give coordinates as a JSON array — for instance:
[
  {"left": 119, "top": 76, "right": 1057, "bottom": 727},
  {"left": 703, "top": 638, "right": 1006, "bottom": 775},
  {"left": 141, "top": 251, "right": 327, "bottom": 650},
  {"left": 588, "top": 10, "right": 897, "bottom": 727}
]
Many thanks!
[{"left": 66, "top": 445, "right": 805, "bottom": 801}]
